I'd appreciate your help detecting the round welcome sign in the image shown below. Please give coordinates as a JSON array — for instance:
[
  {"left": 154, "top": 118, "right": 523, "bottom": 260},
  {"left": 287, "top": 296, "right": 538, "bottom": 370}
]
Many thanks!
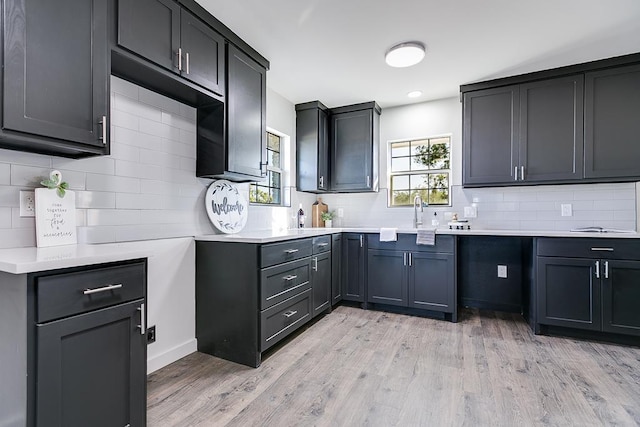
[{"left": 205, "top": 180, "right": 248, "bottom": 234}]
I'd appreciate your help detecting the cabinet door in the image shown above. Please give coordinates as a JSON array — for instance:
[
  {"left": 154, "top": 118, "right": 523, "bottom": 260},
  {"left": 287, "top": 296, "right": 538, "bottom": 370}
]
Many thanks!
[
  {"left": 227, "top": 44, "right": 267, "bottom": 178},
  {"left": 331, "top": 234, "right": 342, "bottom": 304},
  {"left": 318, "top": 108, "right": 330, "bottom": 190},
  {"left": 118, "top": 0, "right": 180, "bottom": 71},
  {"left": 602, "top": 260, "right": 640, "bottom": 336},
  {"left": 311, "top": 252, "right": 332, "bottom": 316},
  {"left": 3, "top": 0, "right": 108, "bottom": 147},
  {"left": 409, "top": 252, "right": 455, "bottom": 313},
  {"left": 462, "top": 86, "right": 519, "bottom": 185},
  {"left": 36, "top": 300, "right": 146, "bottom": 427},
  {"left": 519, "top": 75, "right": 584, "bottom": 182},
  {"left": 584, "top": 64, "right": 640, "bottom": 179},
  {"left": 180, "top": 9, "right": 225, "bottom": 95},
  {"left": 537, "top": 257, "right": 600, "bottom": 331},
  {"left": 296, "top": 105, "right": 329, "bottom": 192},
  {"left": 367, "top": 250, "right": 407, "bottom": 307},
  {"left": 342, "top": 234, "right": 365, "bottom": 302},
  {"left": 331, "top": 110, "right": 374, "bottom": 191}
]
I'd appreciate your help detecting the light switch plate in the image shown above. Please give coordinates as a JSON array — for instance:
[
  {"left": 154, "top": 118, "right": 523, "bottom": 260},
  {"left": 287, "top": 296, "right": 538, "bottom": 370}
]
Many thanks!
[
  {"left": 337, "top": 208, "right": 344, "bottom": 218},
  {"left": 464, "top": 206, "right": 477, "bottom": 218},
  {"left": 497, "top": 265, "right": 507, "bottom": 278},
  {"left": 561, "top": 203, "right": 572, "bottom": 217}
]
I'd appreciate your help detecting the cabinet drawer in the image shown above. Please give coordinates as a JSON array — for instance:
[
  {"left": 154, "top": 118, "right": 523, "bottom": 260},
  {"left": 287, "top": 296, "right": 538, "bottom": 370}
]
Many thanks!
[
  {"left": 537, "top": 238, "right": 640, "bottom": 260},
  {"left": 367, "top": 233, "right": 454, "bottom": 254},
  {"left": 261, "top": 289, "right": 312, "bottom": 351},
  {"left": 312, "top": 235, "right": 331, "bottom": 254},
  {"left": 261, "top": 258, "right": 311, "bottom": 310},
  {"left": 36, "top": 261, "right": 146, "bottom": 323},
  {"left": 261, "top": 238, "right": 312, "bottom": 268}
]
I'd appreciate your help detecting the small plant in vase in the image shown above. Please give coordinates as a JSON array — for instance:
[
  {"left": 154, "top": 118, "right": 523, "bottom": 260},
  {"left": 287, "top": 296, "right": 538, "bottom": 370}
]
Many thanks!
[{"left": 321, "top": 211, "right": 334, "bottom": 228}]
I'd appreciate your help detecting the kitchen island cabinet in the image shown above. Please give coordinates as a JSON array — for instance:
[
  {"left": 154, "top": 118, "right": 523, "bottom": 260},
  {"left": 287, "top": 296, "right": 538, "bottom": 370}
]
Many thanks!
[{"left": 2, "top": 0, "right": 109, "bottom": 157}]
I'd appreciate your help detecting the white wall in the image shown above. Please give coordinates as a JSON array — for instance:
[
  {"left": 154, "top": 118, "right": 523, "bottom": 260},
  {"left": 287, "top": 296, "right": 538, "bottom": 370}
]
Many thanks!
[{"left": 322, "top": 97, "right": 637, "bottom": 232}]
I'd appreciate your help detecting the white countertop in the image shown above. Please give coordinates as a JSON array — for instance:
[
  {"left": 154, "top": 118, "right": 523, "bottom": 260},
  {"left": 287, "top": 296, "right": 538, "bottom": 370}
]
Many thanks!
[
  {"left": 0, "top": 242, "right": 148, "bottom": 275},
  {"left": 194, "top": 227, "right": 640, "bottom": 244}
]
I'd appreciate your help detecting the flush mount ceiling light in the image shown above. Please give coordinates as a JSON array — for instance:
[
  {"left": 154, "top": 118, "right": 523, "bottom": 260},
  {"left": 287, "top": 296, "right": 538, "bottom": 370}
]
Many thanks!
[
  {"left": 407, "top": 91, "right": 422, "bottom": 98},
  {"left": 385, "top": 42, "right": 426, "bottom": 68}
]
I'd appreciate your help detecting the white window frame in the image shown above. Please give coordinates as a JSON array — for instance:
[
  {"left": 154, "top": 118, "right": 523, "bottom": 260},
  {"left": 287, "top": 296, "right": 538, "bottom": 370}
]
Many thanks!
[{"left": 249, "top": 128, "right": 291, "bottom": 207}]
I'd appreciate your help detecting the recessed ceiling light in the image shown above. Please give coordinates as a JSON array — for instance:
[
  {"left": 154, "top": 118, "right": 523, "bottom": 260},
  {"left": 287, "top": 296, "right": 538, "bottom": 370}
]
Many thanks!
[
  {"left": 385, "top": 42, "right": 426, "bottom": 68},
  {"left": 407, "top": 91, "right": 422, "bottom": 98}
]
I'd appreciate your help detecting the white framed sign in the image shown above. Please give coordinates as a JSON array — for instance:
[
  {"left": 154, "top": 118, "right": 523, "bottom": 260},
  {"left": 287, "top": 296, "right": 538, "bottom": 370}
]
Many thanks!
[
  {"left": 35, "top": 180, "right": 77, "bottom": 248},
  {"left": 205, "top": 180, "right": 248, "bottom": 234}
]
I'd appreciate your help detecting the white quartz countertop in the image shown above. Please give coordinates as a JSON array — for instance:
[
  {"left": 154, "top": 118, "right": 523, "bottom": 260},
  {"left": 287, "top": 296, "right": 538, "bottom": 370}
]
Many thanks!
[
  {"left": 0, "top": 242, "right": 149, "bottom": 275},
  {"left": 194, "top": 227, "right": 640, "bottom": 244}
]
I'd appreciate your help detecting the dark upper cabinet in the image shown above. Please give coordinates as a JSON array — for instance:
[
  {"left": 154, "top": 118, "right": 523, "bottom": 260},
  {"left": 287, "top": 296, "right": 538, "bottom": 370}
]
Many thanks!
[
  {"left": 311, "top": 251, "right": 332, "bottom": 317},
  {"left": 331, "top": 102, "right": 381, "bottom": 192},
  {"left": 519, "top": 75, "right": 584, "bottom": 182},
  {"left": 342, "top": 233, "right": 366, "bottom": 302},
  {"left": 331, "top": 234, "right": 342, "bottom": 304},
  {"left": 584, "top": 64, "right": 640, "bottom": 179},
  {"left": 463, "top": 75, "right": 583, "bottom": 186},
  {"left": 296, "top": 101, "right": 330, "bottom": 192},
  {"left": 601, "top": 260, "right": 640, "bottom": 336},
  {"left": 118, "top": 0, "right": 225, "bottom": 96},
  {"left": 225, "top": 44, "right": 267, "bottom": 179},
  {"left": 2, "top": 0, "right": 109, "bottom": 157},
  {"left": 367, "top": 249, "right": 407, "bottom": 307},
  {"left": 463, "top": 86, "right": 519, "bottom": 185}
]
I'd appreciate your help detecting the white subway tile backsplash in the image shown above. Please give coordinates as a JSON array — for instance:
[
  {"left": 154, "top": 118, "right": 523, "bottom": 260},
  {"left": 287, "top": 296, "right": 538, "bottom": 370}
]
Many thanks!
[
  {"left": 116, "top": 193, "right": 164, "bottom": 210},
  {"left": 113, "top": 126, "right": 163, "bottom": 150},
  {"left": 53, "top": 156, "right": 114, "bottom": 175},
  {"left": 0, "top": 148, "right": 51, "bottom": 167},
  {"left": 0, "top": 207, "right": 11, "bottom": 228},
  {"left": 76, "top": 209, "right": 87, "bottom": 227},
  {"left": 75, "top": 191, "right": 116, "bottom": 209},
  {"left": 77, "top": 226, "right": 117, "bottom": 244},
  {"left": 138, "top": 148, "right": 183, "bottom": 169},
  {"left": 111, "top": 109, "right": 139, "bottom": 131},
  {"left": 0, "top": 163, "right": 10, "bottom": 185},
  {"left": 574, "top": 190, "right": 615, "bottom": 201},
  {"left": 179, "top": 129, "right": 196, "bottom": 146},
  {"left": 87, "top": 209, "right": 141, "bottom": 226},
  {"left": 538, "top": 191, "right": 574, "bottom": 201},
  {"left": 114, "top": 92, "right": 162, "bottom": 122},
  {"left": 139, "top": 117, "right": 181, "bottom": 141},
  {"left": 141, "top": 179, "right": 181, "bottom": 195},
  {"left": 114, "top": 223, "right": 198, "bottom": 242},
  {"left": 10, "top": 165, "right": 51, "bottom": 187},
  {"left": 109, "top": 142, "right": 140, "bottom": 162},
  {"left": 162, "top": 195, "right": 199, "bottom": 211},
  {"left": 180, "top": 157, "right": 197, "bottom": 172},
  {"left": 0, "top": 228, "right": 36, "bottom": 248},
  {"left": 86, "top": 174, "right": 140, "bottom": 194},
  {"left": 115, "top": 159, "right": 163, "bottom": 180},
  {"left": 593, "top": 199, "right": 637, "bottom": 211},
  {"left": 110, "top": 77, "right": 139, "bottom": 99},
  {"left": 144, "top": 210, "right": 193, "bottom": 224},
  {"left": 10, "top": 208, "right": 34, "bottom": 229},
  {"left": 0, "top": 186, "right": 18, "bottom": 207},
  {"left": 139, "top": 86, "right": 182, "bottom": 115},
  {"left": 161, "top": 112, "right": 195, "bottom": 131}
]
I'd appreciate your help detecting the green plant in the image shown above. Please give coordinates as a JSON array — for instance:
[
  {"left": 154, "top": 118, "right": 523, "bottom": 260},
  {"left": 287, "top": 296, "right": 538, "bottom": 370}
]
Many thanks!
[
  {"left": 321, "top": 211, "right": 334, "bottom": 221},
  {"left": 40, "top": 173, "right": 69, "bottom": 198}
]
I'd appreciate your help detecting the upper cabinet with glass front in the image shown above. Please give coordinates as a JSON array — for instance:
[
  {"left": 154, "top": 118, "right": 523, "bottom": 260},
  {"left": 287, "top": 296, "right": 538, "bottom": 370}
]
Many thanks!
[{"left": 389, "top": 137, "right": 451, "bottom": 206}]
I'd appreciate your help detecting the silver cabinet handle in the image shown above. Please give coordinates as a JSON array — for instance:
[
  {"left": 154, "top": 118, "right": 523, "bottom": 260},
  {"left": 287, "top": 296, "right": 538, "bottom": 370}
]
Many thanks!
[
  {"left": 514, "top": 166, "right": 518, "bottom": 181},
  {"left": 177, "top": 47, "right": 182, "bottom": 71},
  {"left": 604, "top": 261, "right": 609, "bottom": 279},
  {"left": 591, "top": 247, "right": 614, "bottom": 252},
  {"left": 520, "top": 166, "right": 525, "bottom": 181},
  {"left": 360, "top": 235, "right": 364, "bottom": 248},
  {"left": 83, "top": 283, "right": 123, "bottom": 295},
  {"left": 99, "top": 116, "right": 107, "bottom": 145},
  {"left": 185, "top": 52, "right": 190, "bottom": 74},
  {"left": 137, "top": 303, "right": 145, "bottom": 336},
  {"left": 366, "top": 175, "right": 371, "bottom": 187},
  {"left": 319, "top": 176, "right": 324, "bottom": 188},
  {"left": 312, "top": 257, "right": 318, "bottom": 271},
  {"left": 284, "top": 249, "right": 299, "bottom": 254},
  {"left": 408, "top": 252, "right": 413, "bottom": 267},
  {"left": 318, "top": 242, "right": 329, "bottom": 247},
  {"left": 403, "top": 252, "right": 407, "bottom": 266},
  {"left": 595, "top": 260, "right": 600, "bottom": 279},
  {"left": 283, "top": 310, "right": 297, "bottom": 318},
  {"left": 283, "top": 275, "right": 298, "bottom": 281}
]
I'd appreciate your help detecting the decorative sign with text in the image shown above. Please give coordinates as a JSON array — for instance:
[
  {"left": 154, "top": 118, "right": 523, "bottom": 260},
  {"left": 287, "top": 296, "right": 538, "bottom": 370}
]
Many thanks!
[
  {"left": 205, "top": 180, "right": 248, "bottom": 234},
  {"left": 35, "top": 187, "right": 77, "bottom": 248}
]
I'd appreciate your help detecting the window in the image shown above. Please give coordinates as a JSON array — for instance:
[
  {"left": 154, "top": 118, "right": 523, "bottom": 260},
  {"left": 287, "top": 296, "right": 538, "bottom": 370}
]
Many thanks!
[
  {"left": 389, "top": 136, "right": 451, "bottom": 206},
  {"left": 250, "top": 132, "right": 283, "bottom": 205}
]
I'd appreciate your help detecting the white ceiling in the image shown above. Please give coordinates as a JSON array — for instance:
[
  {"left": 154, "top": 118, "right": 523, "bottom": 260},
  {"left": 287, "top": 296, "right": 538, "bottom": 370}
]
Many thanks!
[{"left": 196, "top": 0, "right": 640, "bottom": 109}]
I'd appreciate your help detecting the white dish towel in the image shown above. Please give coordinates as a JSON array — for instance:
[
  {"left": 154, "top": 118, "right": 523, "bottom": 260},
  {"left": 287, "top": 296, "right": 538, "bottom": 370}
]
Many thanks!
[
  {"left": 379, "top": 228, "right": 398, "bottom": 242},
  {"left": 416, "top": 228, "right": 436, "bottom": 246}
]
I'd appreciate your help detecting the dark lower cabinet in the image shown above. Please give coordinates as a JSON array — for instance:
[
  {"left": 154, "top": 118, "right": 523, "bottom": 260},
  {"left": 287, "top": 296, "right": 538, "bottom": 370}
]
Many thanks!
[
  {"left": 342, "top": 233, "right": 366, "bottom": 302},
  {"left": 2, "top": 0, "right": 109, "bottom": 157},
  {"left": 409, "top": 252, "right": 455, "bottom": 313},
  {"left": 311, "top": 251, "right": 331, "bottom": 316},
  {"left": 367, "top": 250, "right": 407, "bottom": 307},
  {"left": 36, "top": 300, "right": 146, "bottom": 427},
  {"left": 602, "top": 260, "right": 640, "bottom": 336},
  {"left": 331, "top": 234, "right": 342, "bottom": 304}
]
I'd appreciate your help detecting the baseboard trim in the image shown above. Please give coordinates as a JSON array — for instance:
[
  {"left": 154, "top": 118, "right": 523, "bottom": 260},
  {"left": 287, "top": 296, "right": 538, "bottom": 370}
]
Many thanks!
[{"left": 147, "top": 338, "right": 198, "bottom": 374}]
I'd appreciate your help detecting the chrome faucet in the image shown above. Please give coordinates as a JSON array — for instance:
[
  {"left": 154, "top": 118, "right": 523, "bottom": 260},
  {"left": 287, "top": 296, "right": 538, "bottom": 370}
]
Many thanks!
[{"left": 413, "top": 195, "right": 424, "bottom": 228}]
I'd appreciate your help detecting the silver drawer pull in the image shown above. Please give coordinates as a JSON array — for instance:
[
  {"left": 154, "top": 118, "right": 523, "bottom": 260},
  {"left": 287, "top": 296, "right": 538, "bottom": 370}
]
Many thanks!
[
  {"left": 284, "top": 249, "right": 299, "bottom": 254},
  {"left": 317, "top": 243, "right": 329, "bottom": 247},
  {"left": 83, "top": 283, "right": 123, "bottom": 295},
  {"left": 283, "top": 275, "right": 298, "bottom": 281},
  {"left": 591, "top": 247, "right": 614, "bottom": 252},
  {"left": 283, "top": 310, "right": 298, "bottom": 318},
  {"left": 137, "top": 303, "right": 145, "bottom": 336}
]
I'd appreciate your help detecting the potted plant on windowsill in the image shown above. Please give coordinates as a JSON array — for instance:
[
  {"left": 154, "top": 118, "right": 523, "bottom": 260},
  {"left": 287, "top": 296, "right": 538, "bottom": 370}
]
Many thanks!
[{"left": 321, "top": 211, "right": 334, "bottom": 228}]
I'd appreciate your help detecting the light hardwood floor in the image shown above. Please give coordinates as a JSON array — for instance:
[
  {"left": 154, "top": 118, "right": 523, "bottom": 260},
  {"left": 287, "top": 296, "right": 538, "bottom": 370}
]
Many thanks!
[{"left": 147, "top": 306, "right": 640, "bottom": 426}]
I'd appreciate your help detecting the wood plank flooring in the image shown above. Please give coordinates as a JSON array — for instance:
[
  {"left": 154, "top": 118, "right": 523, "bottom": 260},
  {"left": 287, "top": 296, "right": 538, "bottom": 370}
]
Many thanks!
[{"left": 147, "top": 306, "right": 640, "bottom": 426}]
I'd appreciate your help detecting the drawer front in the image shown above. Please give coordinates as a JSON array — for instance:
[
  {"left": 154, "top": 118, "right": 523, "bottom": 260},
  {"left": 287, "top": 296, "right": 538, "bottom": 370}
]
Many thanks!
[
  {"left": 261, "top": 238, "right": 312, "bottom": 268},
  {"left": 537, "top": 238, "right": 640, "bottom": 260},
  {"left": 261, "top": 258, "right": 311, "bottom": 310},
  {"left": 367, "top": 233, "right": 454, "bottom": 254},
  {"left": 312, "top": 235, "right": 331, "bottom": 254},
  {"left": 36, "top": 261, "right": 146, "bottom": 323},
  {"left": 261, "top": 288, "right": 312, "bottom": 351}
]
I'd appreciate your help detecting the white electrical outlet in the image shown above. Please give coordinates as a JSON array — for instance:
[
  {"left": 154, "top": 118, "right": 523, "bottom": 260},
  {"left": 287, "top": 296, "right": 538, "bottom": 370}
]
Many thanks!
[
  {"left": 497, "top": 265, "right": 508, "bottom": 278},
  {"left": 20, "top": 190, "right": 36, "bottom": 217},
  {"left": 337, "top": 208, "right": 344, "bottom": 218},
  {"left": 464, "top": 206, "right": 477, "bottom": 218},
  {"left": 561, "top": 203, "right": 572, "bottom": 217}
]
